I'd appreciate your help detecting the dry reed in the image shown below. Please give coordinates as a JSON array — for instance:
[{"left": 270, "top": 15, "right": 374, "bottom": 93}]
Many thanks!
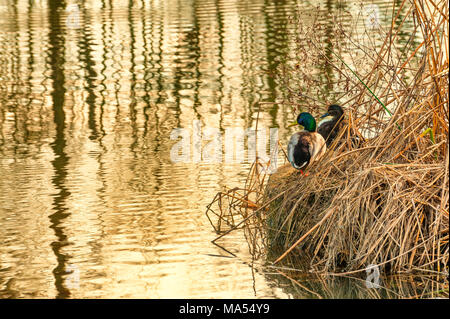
[{"left": 206, "top": 0, "right": 448, "bottom": 284}]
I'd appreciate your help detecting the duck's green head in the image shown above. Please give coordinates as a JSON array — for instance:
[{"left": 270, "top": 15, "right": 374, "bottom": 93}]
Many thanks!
[{"left": 289, "top": 112, "right": 316, "bottom": 132}]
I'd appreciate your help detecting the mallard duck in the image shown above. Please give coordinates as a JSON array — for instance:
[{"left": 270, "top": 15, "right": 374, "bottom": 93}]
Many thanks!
[
  {"left": 317, "top": 104, "right": 344, "bottom": 147},
  {"left": 287, "top": 112, "right": 327, "bottom": 175}
]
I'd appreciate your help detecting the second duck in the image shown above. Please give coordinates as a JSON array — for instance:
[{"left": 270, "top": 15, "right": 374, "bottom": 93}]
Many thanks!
[{"left": 317, "top": 104, "right": 344, "bottom": 147}]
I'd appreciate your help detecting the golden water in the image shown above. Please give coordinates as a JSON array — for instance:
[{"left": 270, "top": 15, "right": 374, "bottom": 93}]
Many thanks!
[{"left": 0, "top": 0, "right": 434, "bottom": 298}]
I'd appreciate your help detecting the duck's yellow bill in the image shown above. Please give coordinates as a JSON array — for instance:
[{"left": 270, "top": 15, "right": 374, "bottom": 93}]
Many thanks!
[{"left": 288, "top": 122, "right": 297, "bottom": 127}]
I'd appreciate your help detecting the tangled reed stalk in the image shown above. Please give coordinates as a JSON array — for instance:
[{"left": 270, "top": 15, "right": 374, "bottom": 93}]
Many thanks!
[{"left": 206, "top": 0, "right": 448, "bottom": 279}]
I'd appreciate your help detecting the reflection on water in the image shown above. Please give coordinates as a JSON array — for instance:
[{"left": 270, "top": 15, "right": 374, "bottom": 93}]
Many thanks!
[
  {"left": 0, "top": 0, "right": 438, "bottom": 298},
  {"left": 265, "top": 270, "right": 448, "bottom": 299}
]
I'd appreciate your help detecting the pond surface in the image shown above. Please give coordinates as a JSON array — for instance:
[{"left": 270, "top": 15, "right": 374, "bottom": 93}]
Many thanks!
[{"left": 0, "top": 0, "right": 444, "bottom": 298}]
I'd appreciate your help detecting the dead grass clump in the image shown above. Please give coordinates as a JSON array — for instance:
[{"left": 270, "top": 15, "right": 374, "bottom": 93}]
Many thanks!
[
  {"left": 266, "top": 0, "right": 449, "bottom": 274},
  {"left": 206, "top": 0, "right": 448, "bottom": 277}
]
